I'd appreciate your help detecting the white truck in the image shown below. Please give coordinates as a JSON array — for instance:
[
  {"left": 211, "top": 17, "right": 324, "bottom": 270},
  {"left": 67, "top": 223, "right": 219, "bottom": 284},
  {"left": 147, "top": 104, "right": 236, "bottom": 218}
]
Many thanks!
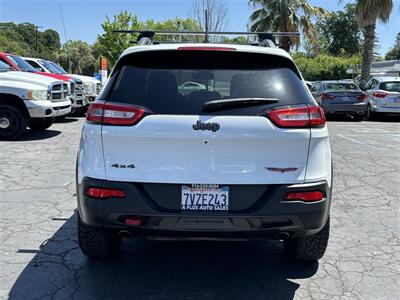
[
  {"left": 0, "top": 61, "right": 71, "bottom": 140},
  {"left": 24, "top": 58, "right": 102, "bottom": 103}
]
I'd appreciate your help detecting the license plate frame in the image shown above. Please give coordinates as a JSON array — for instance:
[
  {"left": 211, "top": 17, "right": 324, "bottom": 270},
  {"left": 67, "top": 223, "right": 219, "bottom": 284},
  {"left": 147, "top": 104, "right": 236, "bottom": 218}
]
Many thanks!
[{"left": 181, "top": 184, "right": 229, "bottom": 211}]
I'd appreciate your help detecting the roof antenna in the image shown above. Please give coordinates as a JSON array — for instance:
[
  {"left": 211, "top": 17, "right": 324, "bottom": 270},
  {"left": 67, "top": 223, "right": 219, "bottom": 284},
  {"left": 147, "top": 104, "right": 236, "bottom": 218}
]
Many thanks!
[
  {"left": 204, "top": 8, "right": 209, "bottom": 43},
  {"left": 59, "top": 4, "right": 71, "bottom": 71}
]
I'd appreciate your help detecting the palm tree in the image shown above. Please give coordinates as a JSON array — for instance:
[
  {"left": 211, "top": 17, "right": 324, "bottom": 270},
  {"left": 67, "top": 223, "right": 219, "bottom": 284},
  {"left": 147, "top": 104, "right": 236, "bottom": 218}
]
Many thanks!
[
  {"left": 352, "top": 0, "right": 393, "bottom": 88},
  {"left": 249, "top": 0, "right": 326, "bottom": 52}
]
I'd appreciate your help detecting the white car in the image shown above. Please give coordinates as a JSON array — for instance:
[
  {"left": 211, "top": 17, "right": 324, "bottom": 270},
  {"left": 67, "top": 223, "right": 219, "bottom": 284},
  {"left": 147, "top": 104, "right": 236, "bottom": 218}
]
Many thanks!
[
  {"left": 178, "top": 81, "right": 206, "bottom": 95},
  {"left": 76, "top": 43, "right": 332, "bottom": 261},
  {"left": 0, "top": 61, "right": 71, "bottom": 140},
  {"left": 364, "top": 77, "right": 400, "bottom": 119}
]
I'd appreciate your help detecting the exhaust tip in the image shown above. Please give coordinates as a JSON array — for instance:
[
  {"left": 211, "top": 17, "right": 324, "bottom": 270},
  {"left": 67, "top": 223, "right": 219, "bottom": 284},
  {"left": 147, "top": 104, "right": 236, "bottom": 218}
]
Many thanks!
[{"left": 277, "top": 232, "right": 290, "bottom": 240}]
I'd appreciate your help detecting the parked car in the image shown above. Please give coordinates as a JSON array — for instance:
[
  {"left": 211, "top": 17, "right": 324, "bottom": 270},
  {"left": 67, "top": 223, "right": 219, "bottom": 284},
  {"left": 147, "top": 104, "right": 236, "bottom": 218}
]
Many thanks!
[
  {"left": 22, "top": 57, "right": 86, "bottom": 114},
  {"left": 178, "top": 81, "right": 206, "bottom": 95},
  {"left": 0, "top": 53, "right": 83, "bottom": 114},
  {"left": 364, "top": 77, "right": 400, "bottom": 119},
  {"left": 76, "top": 42, "right": 332, "bottom": 261},
  {"left": 46, "top": 61, "right": 102, "bottom": 103},
  {"left": 0, "top": 61, "right": 71, "bottom": 140},
  {"left": 310, "top": 80, "right": 367, "bottom": 120}
]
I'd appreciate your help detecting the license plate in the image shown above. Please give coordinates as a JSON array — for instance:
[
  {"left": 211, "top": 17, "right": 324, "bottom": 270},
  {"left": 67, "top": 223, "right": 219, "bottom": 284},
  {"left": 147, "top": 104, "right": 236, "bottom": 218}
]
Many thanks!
[
  {"left": 181, "top": 184, "right": 229, "bottom": 211},
  {"left": 341, "top": 96, "right": 350, "bottom": 102},
  {"left": 394, "top": 97, "right": 400, "bottom": 103}
]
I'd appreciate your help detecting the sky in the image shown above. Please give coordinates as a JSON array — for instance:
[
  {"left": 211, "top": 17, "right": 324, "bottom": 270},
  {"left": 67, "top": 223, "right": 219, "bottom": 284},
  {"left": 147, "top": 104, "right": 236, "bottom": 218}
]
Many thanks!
[{"left": 0, "top": 0, "right": 399, "bottom": 55}]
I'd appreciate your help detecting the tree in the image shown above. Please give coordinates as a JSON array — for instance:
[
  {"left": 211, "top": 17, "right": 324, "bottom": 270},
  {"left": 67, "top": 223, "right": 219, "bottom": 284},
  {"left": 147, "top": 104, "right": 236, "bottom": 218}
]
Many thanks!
[
  {"left": 96, "top": 12, "right": 202, "bottom": 67},
  {"left": 248, "top": 0, "right": 326, "bottom": 52},
  {"left": 57, "top": 40, "right": 96, "bottom": 75},
  {"left": 351, "top": 0, "right": 393, "bottom": 87},
  {"left": 0, "top": 22, "right": 61, "bottom": 59},
  {"left": 316, "top": 4, "right": 362, "bottom": 57},
  {"left": 192, "top": 0, "right": 229, "bottom": 41},
  {"left": 385, "top": 33, "right": 400, "bottom": 60}
]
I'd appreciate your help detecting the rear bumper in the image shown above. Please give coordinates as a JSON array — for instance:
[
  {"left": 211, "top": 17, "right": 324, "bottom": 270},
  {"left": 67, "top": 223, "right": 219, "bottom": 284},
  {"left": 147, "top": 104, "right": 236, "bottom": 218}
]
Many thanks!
[
  {"left": 321, "top": 102, "right": 367, "bottom": 115},
  {"left": 77, "top": 177, "right": 332, "bottom": 239},
  {"left": 370, "top": 105, "right": 400, "bottom": 114}
]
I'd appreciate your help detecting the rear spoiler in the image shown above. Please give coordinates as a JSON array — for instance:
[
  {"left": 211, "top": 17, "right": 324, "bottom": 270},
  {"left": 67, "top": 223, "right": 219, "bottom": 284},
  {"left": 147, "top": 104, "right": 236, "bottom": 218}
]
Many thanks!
[{"left": 112, "top": 30, "right": 300, "bottom": 47}]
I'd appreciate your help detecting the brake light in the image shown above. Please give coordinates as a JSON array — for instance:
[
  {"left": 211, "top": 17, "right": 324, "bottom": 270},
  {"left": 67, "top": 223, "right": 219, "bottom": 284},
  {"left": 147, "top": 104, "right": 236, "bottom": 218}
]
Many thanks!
[
  {"left": 286, "top": 191, "right": 324, "bottom": 202},
  {"left": 86, "top": 187, "right": 126, "bottom": 199},
  {"left": 356, "top": 93, "right": 367, "bottom": 101},
  {"left": 86, "top": 102, "right": 145, "bottom": 126},
  {"left": 267, "top": 105, "right": 326, "bottom": 128},
  {"left": 372, "top": 92, "right": 388, "bottom": 98},
  {"left": 320, "top": 93, "right": 335, "bottom": 100},
  {"left": 177, "top": 46, "right": 236, "bottom": 51}
]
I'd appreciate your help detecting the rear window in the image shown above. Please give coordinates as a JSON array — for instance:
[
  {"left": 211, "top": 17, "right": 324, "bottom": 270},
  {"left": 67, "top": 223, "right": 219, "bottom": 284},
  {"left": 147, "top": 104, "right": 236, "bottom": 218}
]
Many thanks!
[
  {"left": 323, "top": 83, "right": 359, "bottom": 91},
  {"left": 380, "top": 82, "right": 400, "bottom": 92},
  {"left": 102, "top": 50, "right": 313, "bottom": 115}
]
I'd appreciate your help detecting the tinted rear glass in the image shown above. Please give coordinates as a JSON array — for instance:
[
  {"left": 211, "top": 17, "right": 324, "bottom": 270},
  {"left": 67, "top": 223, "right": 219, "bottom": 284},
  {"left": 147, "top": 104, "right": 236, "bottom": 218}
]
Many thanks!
[
  {"left": 380, "top": 82, "right": 400, "bottom": 92},
  {"left": 323, "top": 83, "right": 359, "bottom": 91},
  {"left": 102, "top": 50, "right": 312, "bottom": 115}
]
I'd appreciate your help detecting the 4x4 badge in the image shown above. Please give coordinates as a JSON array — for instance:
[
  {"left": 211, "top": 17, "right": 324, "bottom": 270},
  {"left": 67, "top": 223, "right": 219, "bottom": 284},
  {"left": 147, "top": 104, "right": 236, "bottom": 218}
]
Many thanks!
[
  {"left": 111, "top": 164, "right": 135, "bottom": 169},
  {"left": 193, "top": 120, "right": 220, "bottom": 132}
]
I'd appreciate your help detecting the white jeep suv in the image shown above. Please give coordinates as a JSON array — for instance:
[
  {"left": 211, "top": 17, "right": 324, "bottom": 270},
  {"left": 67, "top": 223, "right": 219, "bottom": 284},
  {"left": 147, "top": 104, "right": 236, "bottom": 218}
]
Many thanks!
[{"left": 76, "top": 43, "right": 332, "bottom": 261}]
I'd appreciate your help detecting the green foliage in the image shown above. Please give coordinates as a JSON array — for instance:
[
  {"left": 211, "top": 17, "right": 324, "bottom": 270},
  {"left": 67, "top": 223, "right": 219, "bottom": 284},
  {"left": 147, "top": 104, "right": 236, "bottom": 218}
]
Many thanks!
[
  {"left": 248, "top": 0, "right": 327, "bottom": 51},
  {"left": 315, "top": 4, "right": 362, "bottom": 57},
  {"left": 221, "top": 36, "right": 248, "bottom": 44},
  {"left": 0, "top": 22, "right": 60, "bottom": 60},
  {"left": 56, "top": 40, "right": 96, "bottom": 75},
  {"left": 96, "top": 11, "right": 202, "bottom": 67},
  {"left": 385, "top": 33, "right": 400, "bottom": 60},
  {"left": 292, "top": 53, "right": 361, "bottom": 81}
]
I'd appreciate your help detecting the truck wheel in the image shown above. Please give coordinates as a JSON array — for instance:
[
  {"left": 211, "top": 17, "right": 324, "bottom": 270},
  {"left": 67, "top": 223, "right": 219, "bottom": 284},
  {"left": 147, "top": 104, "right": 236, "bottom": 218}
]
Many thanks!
[
  {"left": 284, "top": 217, "right": 330, "bottom": 261},
  {"left": 77, "top": 216, "right": 121, "bottom": 259},
  {"left": 0, "top": 105, "right": 27, "bottom": 140},
  {"left": 28, "top": 118, "right": 55, "bottom": 131}
]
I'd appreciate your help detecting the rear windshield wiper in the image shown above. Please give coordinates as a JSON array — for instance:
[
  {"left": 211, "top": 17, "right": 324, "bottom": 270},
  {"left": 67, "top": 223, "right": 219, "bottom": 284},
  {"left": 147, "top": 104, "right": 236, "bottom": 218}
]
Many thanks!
[{"left": 202, "top": 97, "right": 279, "bottom": 112}]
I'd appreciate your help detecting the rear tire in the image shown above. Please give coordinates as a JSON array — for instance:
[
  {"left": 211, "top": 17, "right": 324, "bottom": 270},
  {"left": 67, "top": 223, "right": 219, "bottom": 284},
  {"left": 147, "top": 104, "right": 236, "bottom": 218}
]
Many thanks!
[
  {"left": 366, "top": 105, "right": 377, "bottom": 121},
  {"left": 0, "top": 105, "right": 27, "bottom": 140},
  {"left": 77, "top": 216, "right": 121, "bottom": 259},
  {"left": 284, "top": 217, "right": 330, "bottom": 261},
  {"left": 28, "top": 117, "right": 55, "bottom": 131}
]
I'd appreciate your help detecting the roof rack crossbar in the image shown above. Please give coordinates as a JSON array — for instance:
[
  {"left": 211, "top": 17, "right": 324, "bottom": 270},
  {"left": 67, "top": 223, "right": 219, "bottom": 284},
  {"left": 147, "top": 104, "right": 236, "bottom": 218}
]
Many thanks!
[{"left": 113, "top": 30, "right": 300, "bottom": 47}]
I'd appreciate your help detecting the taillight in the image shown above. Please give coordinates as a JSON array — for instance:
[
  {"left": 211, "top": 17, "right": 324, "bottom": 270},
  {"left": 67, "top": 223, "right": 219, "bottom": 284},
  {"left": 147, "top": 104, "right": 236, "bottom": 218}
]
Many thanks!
[
  {"left": 86, "top": 187, "right": 126, "bottom": 199},
  {"left": 286, "top": 191, "right": 324, "bottom": 202},
  {"left": 356, "top": 93, "right": 367, "bottom": 101},
  {"left": 320, "top": 93, "right": 335, "bottom": 100},
  {"left": 86, "top": 102, "right": 145, "bottom": 126},
  {"left": 372, "top": 92, "right": 388, "bottom": 98},
  {"left": 267, "top": 105, "right": 326, "bottom": 128}
]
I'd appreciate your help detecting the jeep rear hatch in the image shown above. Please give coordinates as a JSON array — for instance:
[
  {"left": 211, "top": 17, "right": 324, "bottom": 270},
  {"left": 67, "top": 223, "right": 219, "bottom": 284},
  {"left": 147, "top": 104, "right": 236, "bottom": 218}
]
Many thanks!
[{"left": 93, "top": 50, "right": 321, "bottom": 184}]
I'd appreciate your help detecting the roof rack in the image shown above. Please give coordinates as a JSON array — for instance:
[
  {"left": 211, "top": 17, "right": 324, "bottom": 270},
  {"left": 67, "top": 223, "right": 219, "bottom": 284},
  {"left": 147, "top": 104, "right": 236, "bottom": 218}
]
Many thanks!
[{"left": 112, "top": 30, "right": 300, "bottom": 47}]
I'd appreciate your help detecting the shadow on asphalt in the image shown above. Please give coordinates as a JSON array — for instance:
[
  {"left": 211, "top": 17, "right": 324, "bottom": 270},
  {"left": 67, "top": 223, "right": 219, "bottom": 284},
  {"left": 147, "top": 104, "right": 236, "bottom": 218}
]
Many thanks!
[
  {"left": 9, "top": 213, "right": 319, "bottom": 299},
  {"left": 54, "top": 117, "right": 81, "bottom": 123},
  {"left": 0, "top": 129, "right": 62, "bottom": 142}
]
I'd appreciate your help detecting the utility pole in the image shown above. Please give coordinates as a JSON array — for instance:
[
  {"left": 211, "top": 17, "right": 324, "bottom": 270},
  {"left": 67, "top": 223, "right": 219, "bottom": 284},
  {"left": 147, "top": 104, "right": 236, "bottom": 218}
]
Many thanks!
[{"left": 35, "top": 25, "right": 43, "bottom": 57}]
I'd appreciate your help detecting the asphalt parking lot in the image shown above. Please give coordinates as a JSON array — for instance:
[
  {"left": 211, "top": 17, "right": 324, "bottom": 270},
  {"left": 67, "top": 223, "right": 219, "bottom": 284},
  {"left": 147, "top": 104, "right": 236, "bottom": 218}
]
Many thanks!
[{"left": 0, "top": 117, "right": 399, "bottom": 300}]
